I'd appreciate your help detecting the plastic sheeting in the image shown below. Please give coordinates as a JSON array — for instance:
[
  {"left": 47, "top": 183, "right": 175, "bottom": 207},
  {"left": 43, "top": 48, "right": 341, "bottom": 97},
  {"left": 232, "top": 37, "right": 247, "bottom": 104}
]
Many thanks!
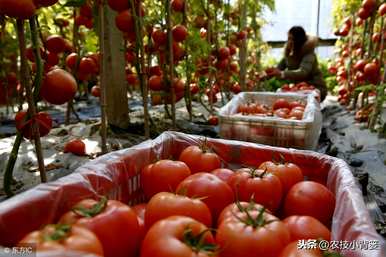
[
  {"left": 0, "top": 131, "right": 384, "bottom": 257},
  {"left": 218, "top": 92, "right": 323, "bottom": 150}
]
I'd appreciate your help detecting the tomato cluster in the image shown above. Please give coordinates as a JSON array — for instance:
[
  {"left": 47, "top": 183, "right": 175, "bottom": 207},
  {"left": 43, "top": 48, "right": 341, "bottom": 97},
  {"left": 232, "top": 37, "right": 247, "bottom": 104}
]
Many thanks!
[
  {"left": 18, "top": 143, "right": 337, "bottom": 257},
  {"left": 237, "top": 98, "right": 306, "bottom": 120}
]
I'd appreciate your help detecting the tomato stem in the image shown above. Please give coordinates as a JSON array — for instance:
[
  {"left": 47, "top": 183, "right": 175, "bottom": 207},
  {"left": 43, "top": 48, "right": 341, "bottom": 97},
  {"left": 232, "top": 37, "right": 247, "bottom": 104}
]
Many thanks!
[
  {"left": 72, "top": 196, "right": 108, "bottom": 218},
  {"left": 182, "top": 227, "right": 218, "bottom": 254},
  {"left": 44, "top": 224, "right": 71, "bottom": 242}
]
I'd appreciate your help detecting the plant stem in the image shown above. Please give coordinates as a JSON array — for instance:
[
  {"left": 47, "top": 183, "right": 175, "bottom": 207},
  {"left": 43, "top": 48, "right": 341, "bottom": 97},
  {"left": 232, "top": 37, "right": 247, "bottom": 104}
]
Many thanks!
[
  {"left": 99, "top": 2, "right": 108, "bottom": 154},
  {"left": 183, "top": 1, "right": 193, "bottom": 121},
  {"left": 29, "top": 17, "right": 46, "bottom": 183},
  {"left": 130, "top": 0, "right": 150, "bottom": 138},
  {"left": 239, "top": 0, "right": 247, "bottom": 91},
  {"left": 165, "top": 0, "right": 176, "bottom": 128}
]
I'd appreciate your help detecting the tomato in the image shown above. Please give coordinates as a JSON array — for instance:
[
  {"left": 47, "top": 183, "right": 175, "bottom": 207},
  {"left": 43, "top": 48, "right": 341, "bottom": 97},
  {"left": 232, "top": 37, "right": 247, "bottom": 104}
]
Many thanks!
[
  {"left": 218, "top": 47, "right": 230, "bottom": 60},
  {"left": 46, "top": 51, "right": 59, "bottom": 66},
  {"left": 126, "top": 74, "right": 138, "bottom": 85},
  {"left": 284, "top": 181, "right": 335, "bottom": 226},
  {"left": 107, "top": 0, "right": 129, "bottom": 12},
  {"left": 0, "top": 0, "right": 36, "bottom": 19},
  {"left": 46, "top": 35, "right": 66, "bottom": 54},
  {"left": 145, "top": 192, "right": 212, "bottom": 229},
  {"left": 141, "top": 159, "right": 191, "bottom": 199},
  {"left": 172, "top": 24, "right": 188, "bottom": 42},
  {"left": 364, "top": 62, "right": 380, "bottom": 81},
  {"left": 132, "top": 203, "right": 146, "bottom": 242},
  {"left": 274, "top": 108, "right": 290, "bottom": 118},
  {"left": 151, "top": 29, "right": 167, "bottom": 46},
  {"left": 177, "top": 173, "right": 234, "bottom": 221},
  {"left": 66, "top": 53, "right": 78, "bottom": 70},
  {"left": 211, "top": 168, "right": 234, "bottom": 184},
  {"left": 80, "top": 4, "right": 92, "bottom": 18},
  {"left": 357, "top": 7, "right": 371, "bottom": 20},
  {"left": 283, "top": 215, "right": 331, "bottom": 242},
  {"left": 228, "top": 168, "right": 282, "bottom": 212},
  {"left": 379, "top": 3, "right": 386, "bottom": 16},
  {"left": 148, "top": 75, "right": 163, "bottom": 91},
  {"left": 217, "top": 201, "right": 269, "bottom": 226},
  {"left": 141, "top": 216, "right": 218, "bottom": 257},
  {"left": 59, "top": 197, "right": 140, "bottom": 257},
  {"left": 91, "top": 85, "right": 101, "bottom": 97},
  {"left": 171, "top": 0, "right": 184, "bottom": 12},
  {"left": 216, "top": 208, "right": 290, "bottom": 257},
  {"left": 149, "top": 65, "right": 162, "bottom": 76},
  {"left": 115, "top": 10, "right": 134, "bottom": 33},
  {"left": 179, "top": 145, "right": 221, "bottom": 173},
  {"left": 190, "top": 83, "right": 199, "bottom": 95},
  {"left": 273, "top": 98, "right": 290, "bottom": 110},
  {"left": 79, "top": 57, "right": 98, "bottom": 75},
  {"left": 362, "top": 0, "right": 376, "bottom": 12},
  {"left": 208, "top": 115, "right": 219, "bottom": 125},
  {"left": 15, "top": 111, "right": 52, "bottom": 140},
  {"left": 19, "top": 224, "right": 103, "bottom": 256},
  {"left": 64, "top": 139, "right": 86, "bottom": 156},
  {"left": 289, "top": 100, "right": 305, "bottom": 109},
  {"left": 259, "top": 161, "right": 303, "bottom": 195},
  {"left": 279, "top": 241, "right": 323, "bottom": 257},
  {"left": 288, "top": 109, "right": 304, "bottom": 120},
  {"left": 41, "top": 68, "right": 78, "bottom": 105}
]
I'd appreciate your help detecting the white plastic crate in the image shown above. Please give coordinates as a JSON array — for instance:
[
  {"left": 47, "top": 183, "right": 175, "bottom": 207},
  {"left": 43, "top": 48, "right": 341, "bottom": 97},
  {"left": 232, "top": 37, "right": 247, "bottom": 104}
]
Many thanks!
[{"left": 218, "top": 92, "right": 322, "bottom": 150}]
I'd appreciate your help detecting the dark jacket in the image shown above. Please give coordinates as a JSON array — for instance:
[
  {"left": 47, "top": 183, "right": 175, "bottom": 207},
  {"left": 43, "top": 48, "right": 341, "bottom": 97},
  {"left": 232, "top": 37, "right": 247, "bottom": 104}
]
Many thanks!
[{"left": 277, "top": 36, "right": 327, "bottom": 101}]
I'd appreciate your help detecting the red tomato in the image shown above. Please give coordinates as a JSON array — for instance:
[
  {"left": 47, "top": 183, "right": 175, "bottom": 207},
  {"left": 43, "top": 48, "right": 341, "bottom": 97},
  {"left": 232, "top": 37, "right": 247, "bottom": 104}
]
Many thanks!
[
  {"left": 279, "top": 241, "right": 323, "bottom": 257},
  {"left": 19, "top": 224, "right": 103, "bottom": 256},
  {"left": 79, "top": 57, "right": 98, "bottom": 75},
  {"left": 259, "top": 161, "right": 304, "bottom": 195},
  {"left": 216, "top": 209, "right": 290, "bottom": 257},
  {"left": 46, "top": 35, "right": 66, "bottom": 54},
  {"left": 34, "top": 0, "right": 59, "bottom": 7},
  {"left": 179, "top": 145, "right": 221, "bottom": 173},
  {"left": 64, "top": 139, "right": 86, "bottom": 156},
  {"left": 218, "top": 47, "right": 230, "bottom": 60},
  {"left": 217, "top": 201, "right": 269, "bottom": 226},
  {"left": 211, "top": 168, "right": 234, "bottom": 184},
  {"left": 91, "top": 85, "right": 101, "bottom": 97},
  {"left": 283, "top": 215, "right": 331, "bottom": 242},
  {"left": 289, "top": 100, "right": 305, "bottom": 109},
  {"left": 141, "top": 216, "right": 218, "bottom": 257},
  {"left": 141, "top": 159, "right": 191, "bottom": 199},
  {"left": 151, "top": 29, "right": 167, "bottom": 46},
  {"left": 132, "top": 203, "right": 146, "bottom": 242},
  {"left": 41, "top": 68, "right": 78, "bottom": 105},
  {"left": 15, "top": 111, "right": 52, "bottom": 140},
  {"left": 208, "top": 115, "right": 219, "bottom": 125},
  {"left": 284, "top": 181, "right": 335, "bottom": 226},
  {"left": 145, "top": 192, "right": 212, "bottom": 229},
  {"left": 172, "top": 24, "right": 188, "bottom": 42},
  {"left": 115, "top": 10, "right": 134, "bottom": 33},
  {"left": 228, "top": 168, "right": 282, "bottom": 212},
  {"left": 379, "top": 3, "right": 386, "bottom": 16},
  {"left": 274, "top": 108, "right": 290, "bottom": 118},
  {"left": 0, "top": 0, "right": 36, "bottom": 19},
  {"left": 148, "top": 75, "right": 163, "bottom": 91},
  {"left": 107, "top": 0, "right": 129, "bottom": 12},
  {"left": 66, "top": 53, "right": 78, "bottom": 70},
  {"left": 273, "top": 98, "right": 290, "bottom": 110},
  {"left": 171, "top": 0, "right": 184, "bottom": 12},
  {"left": 288, "top": 108, "right": 304, "bottom": 120},
  {"left": 59, "top": 198, "right": 140, "bottom": 257},
  {"left": 177, "top": 173, "right": 234, "bottom": 221}
]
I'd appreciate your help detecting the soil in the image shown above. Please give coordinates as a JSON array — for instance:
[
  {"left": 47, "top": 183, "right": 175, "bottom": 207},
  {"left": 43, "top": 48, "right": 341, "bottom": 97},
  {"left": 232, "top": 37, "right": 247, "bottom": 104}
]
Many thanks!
[{"left": 0, "top": 93, "right": 385, "bottom": 237}]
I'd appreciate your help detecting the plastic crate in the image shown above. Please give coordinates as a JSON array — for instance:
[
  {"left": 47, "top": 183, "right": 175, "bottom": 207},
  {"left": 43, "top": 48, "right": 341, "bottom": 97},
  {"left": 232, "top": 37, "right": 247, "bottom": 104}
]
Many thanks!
[
  {"left": 0, "top": 132, "right": 384, "bottom": 257},
  {"left": 218, "top": 92, "right": 322, "bottom": 150}
]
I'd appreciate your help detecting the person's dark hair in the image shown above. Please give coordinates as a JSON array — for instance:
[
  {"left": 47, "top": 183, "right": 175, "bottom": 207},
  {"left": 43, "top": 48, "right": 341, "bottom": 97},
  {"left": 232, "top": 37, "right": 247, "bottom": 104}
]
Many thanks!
[{"left": 286, "top": 26, "right": 308, "bottom": 56}]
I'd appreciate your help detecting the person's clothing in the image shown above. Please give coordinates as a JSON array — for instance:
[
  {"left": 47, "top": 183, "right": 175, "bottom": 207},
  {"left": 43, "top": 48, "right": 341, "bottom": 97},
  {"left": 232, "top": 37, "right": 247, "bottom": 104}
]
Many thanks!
[{"left": 277, "top": 35, "right": 327, "bottom": 101}]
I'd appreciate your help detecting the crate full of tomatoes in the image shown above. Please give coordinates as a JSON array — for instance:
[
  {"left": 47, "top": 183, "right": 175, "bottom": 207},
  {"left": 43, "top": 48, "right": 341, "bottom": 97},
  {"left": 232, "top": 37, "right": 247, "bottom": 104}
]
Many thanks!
[
  {"left": 0, "top": 132, "right": 384, "bottom": 257},
  {"left": 277, "top": 82, "right": 321, "bottom": 102},
  {"left": 218, "top": 92, "right": 322, "bottom": 150}
]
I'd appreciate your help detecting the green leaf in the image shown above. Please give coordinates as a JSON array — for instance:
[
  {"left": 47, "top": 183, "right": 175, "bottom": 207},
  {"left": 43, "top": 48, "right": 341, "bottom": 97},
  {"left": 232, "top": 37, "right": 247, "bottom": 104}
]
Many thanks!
[{"left": 64, "top": 0, "right": 86, "bottom": 7}]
